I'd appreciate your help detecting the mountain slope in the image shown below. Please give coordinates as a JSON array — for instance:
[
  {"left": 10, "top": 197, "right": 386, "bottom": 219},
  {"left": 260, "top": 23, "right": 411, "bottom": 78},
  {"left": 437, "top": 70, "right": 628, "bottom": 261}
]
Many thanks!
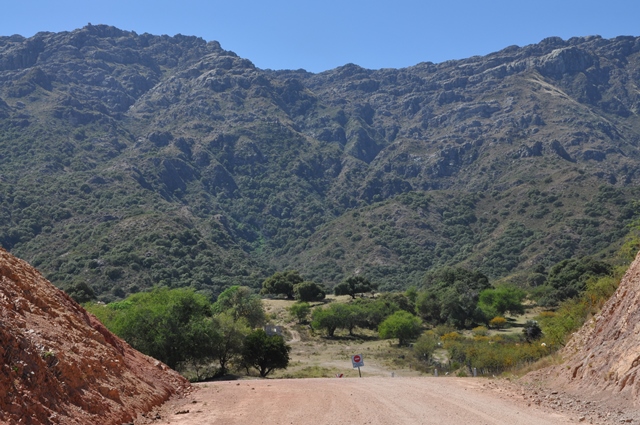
[{"left": 1, "top": 26, "right": 640, "bottom": 299}]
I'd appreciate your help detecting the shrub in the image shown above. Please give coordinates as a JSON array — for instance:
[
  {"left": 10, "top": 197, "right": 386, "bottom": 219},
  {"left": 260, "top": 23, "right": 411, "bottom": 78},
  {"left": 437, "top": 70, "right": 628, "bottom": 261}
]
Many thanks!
[
  {"left": 522, "top": 320, "right": 543, "bottom": 342},
  {"left": 489, "top": 316, "right": 508, "bottom": 329},
  {"left": 288, "top": 302, "right": 311, "bottom": 324},
  {"left": 471, "top": 326, "right": 489, "bottom": 336}
]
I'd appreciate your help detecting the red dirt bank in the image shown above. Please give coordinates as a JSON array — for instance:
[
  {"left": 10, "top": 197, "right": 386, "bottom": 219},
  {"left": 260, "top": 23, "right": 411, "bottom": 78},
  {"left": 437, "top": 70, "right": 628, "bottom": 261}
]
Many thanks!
[{"left": 0, "top": 248, "right": 190, "bottom": 425}]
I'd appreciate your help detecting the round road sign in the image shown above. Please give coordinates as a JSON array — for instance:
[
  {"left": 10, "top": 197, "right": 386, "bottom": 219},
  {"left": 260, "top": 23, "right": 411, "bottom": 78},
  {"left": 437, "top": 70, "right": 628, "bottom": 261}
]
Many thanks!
[{"left": 353, "top": 355, "right": 361, "bottom": 363}]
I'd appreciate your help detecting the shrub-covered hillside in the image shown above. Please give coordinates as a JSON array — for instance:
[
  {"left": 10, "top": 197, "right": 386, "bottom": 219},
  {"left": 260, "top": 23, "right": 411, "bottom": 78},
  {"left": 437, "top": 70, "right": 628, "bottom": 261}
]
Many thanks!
[{"left": 2, "top": 26, "right": 640, "bottom": 299}]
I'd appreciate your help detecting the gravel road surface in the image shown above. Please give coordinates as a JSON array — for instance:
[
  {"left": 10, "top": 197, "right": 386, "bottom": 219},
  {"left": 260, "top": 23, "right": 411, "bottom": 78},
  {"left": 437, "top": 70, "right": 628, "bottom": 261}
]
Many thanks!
[{"left": 139, "top": 377, "right": 578, "bottom": 425}]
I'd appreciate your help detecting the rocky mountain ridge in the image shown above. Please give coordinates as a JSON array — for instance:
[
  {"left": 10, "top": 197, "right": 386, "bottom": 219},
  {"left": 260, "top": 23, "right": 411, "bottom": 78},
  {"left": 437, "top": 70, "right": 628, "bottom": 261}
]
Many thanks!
[{"left": 1, "top": 26, "right": 640, "bottom": 298}]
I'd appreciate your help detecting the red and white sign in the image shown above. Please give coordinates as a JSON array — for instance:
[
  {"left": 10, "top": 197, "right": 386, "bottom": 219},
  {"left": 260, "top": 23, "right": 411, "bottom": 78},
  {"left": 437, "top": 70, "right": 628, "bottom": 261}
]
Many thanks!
[{"left": 351, "top": 354, "right": 364, "bottom": 368}]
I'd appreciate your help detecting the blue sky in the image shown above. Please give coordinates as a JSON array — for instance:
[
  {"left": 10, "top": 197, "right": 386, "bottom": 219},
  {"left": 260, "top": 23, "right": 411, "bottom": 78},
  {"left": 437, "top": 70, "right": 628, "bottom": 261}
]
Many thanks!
[{"left": 1, "top": 0, "right": 638, "bottom": 73}]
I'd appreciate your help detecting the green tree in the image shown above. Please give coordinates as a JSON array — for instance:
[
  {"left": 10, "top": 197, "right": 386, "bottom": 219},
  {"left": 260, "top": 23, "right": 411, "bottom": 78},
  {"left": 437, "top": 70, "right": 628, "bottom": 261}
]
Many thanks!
[
  {"left": 288, "top": 301, "right": 311, "bottom": 324},
  {"left": 351, "top": 298, "right": 398, "bottom": 330},
  {"left": 378, "top": 311, "right": 422, "bottom": 346},
  {"left": 211, "top": 312, "right": 249, "bottom": 376},
  {"left": 212, "top": 285, "right": 266, "bottom": 328},
  {"left": 416, "top": 267, "right": 491, "bottom": 328},
  {"left": 183, "top": 317, "right": 221, "bottom": 381},
  {"left": 293, "top": 281, "right": 326, "bottom": 302},
  {"left": 478, "top": 285, "right": 526, "bottom": 318},
  {"left": 377, "top": 292, "right": 414, "bottom": 314},
  {"left": 413, "top": 333, "right": 438, "bottom": 363},
  {"left": 311, "top": 305, "right": 343, "bottom": 337},
  {"left": 261, "top": 271, "right": 303, "bottom": 299},
  {"left": 100, "top": 287, "right": 212, "bottom": 369},
  {"left": 241, "top": 329, "right": 291, "bottom": 377},
  {"left": 64, "top": 281, "right": 96, "bottom": 303},
  {"left": 333, "top": 276, "right": 378, "bottom": 299},
  {"left": 536, "top": 257, "right": 612, "bottom": 306}
]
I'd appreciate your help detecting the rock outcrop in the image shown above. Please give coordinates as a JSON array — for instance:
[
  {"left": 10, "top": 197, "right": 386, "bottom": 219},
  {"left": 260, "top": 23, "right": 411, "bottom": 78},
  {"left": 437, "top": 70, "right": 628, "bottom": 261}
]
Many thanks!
[
  {"left": 555, "top": 250, "right": 640, "bottom": 403},
  {"left": 0, "top": 248, "right": 189, "bottom": 425}
]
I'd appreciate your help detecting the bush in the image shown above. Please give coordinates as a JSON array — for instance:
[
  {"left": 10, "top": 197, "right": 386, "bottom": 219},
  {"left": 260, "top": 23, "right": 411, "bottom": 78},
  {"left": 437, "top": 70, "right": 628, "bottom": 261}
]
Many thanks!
[
  {"left": 522, "top": 320, "right": 543, "bottom": 342},
  {"left": 471, "top": 326, "right": 489, "bottom": 336},
  {"left": 489, "top": 316, "right": 508, "bottom": 329},
  {"left": 289, "top": 302, "right": 311, "bottom": 324}
]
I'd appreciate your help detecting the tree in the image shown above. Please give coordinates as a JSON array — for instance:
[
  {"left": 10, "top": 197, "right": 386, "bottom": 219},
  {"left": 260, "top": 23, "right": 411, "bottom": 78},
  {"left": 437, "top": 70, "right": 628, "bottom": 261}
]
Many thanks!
[
  {"left": 334, "top": 276, "right": 378, "bottom": 299},
  {"left": 183, "top": 316, "right": 221, "bottom": 381},
  {"left": 261, "top": 271, "right": 303, "bottom": 299},
  {"left": 413, "top": 333, "right": 438, "bottom": 363},
  {"left": 378, "top": 311, "right": 422, "bottom": 346},
  {"left": 293, "top": 281, "right": 326, "bottom": 302},
  {"left": 212, "top": 285, "right": 266, "bottom": 328},
  {"left": 211, "top": 312, "right": 249, "bottom": 376},
  {"left": 64, "top": 281, "right": 95, "bottom": 303},
  {"left": 352, "top": 298, "right": 398, "bottom": 330},
  {"left": 478, "top": 285, "right": 526, "bottom": 318},
  {"left": 377, "top": 292, "right": 414, "bottom": 314},
  {"left": 536, "top": 257, "right": 612, "bottom": 306},
  {"left": 311, "top": 306, "right": 342, "bottom": 337},
  {"left": 241, "top": 329, "right": 291, "bottom": 377},
  {"left": 104, "top": 287, "right": 212, "bottom": 369},
  {"left": 415, "top": 267, "right": 491, "bottom": 328},
  {"left": 288, "top": 301, "right": 311, "bottom": 324}
]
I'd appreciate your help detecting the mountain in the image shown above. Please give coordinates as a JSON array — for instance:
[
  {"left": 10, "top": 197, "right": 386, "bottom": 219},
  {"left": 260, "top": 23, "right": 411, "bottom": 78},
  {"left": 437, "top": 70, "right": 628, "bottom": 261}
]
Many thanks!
[{"left": 1, "top": 25, "right": 640, "bottom": 300}]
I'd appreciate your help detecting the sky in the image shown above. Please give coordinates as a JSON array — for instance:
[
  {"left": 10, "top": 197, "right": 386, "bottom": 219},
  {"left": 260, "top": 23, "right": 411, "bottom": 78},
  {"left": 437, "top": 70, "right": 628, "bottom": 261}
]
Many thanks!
[{"left": 1, "top": 0, "right": 639, "bottom": 73}]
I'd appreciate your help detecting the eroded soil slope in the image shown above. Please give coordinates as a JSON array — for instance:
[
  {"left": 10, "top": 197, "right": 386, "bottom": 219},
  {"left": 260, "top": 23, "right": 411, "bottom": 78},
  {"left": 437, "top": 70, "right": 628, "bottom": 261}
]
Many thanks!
[
  {"left": 532, "top": 251, "right": 640, "bottom": 407},
  {"left": 0, "top": 248, "right": 190, "bottom": 425}
]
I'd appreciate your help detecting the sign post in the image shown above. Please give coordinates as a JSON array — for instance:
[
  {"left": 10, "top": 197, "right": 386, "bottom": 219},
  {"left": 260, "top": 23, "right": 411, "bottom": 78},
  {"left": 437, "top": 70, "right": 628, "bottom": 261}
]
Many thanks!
[{"left": 351, "top": 354, "right": 364, "bottom": 377}]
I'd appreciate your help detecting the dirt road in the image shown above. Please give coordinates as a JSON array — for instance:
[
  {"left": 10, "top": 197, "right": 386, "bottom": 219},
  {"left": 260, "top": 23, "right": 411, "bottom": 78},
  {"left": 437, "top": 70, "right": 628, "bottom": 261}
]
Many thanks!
[{"left": 139, "top": 377, "right": 579, "bottom": 425}]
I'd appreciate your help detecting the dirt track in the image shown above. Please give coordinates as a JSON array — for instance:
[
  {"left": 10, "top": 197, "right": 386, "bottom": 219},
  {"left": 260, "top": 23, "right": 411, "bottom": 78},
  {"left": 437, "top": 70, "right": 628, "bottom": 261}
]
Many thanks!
[{"left": 139, "top": 377, "right": 577, "bottom": 425}]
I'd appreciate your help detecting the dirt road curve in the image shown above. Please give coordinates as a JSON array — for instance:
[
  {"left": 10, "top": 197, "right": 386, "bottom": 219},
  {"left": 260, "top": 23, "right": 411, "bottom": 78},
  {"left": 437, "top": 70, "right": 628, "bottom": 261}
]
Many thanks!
[{"left": 141, "top": 377, "right": 575, "bottom": 425}]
